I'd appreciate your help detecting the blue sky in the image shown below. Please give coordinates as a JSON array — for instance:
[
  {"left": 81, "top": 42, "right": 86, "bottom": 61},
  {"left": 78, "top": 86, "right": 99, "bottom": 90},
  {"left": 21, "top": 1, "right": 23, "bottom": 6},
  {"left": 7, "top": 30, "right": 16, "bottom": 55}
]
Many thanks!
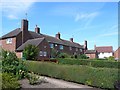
[{"left": 1, "top": 1, "right": 118, "bottom": 50}]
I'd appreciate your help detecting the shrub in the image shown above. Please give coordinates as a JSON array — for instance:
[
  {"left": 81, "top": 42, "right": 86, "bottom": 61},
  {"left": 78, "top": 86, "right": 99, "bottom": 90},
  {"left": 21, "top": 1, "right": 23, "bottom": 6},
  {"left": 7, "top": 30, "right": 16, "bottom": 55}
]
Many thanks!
[
  {"left": 23, "top": 44, "right": 39, "bottom": 60},
  {"left": 50, "top": 48, "right": 60, "bottom": 58},
  {"left": 2, "top": 50, "right": 28, "bottom": 80},
  {"left": 2, "top": 73, "right": 20, "bottom": 89},
  {"left": 25, "top": 61, "right": 119, "bottom": 89},
  {"left": 108, "top": 56, "right": 115, "bottom": 61},
  {"left": 57, "top": 53, "right": 71, "bottom": 58},
  {"left": 57, "top": 58, "right": 119, "bottom": 68},
  {"left": 77, "top": 54, "right": 88, "bottom": 59}
]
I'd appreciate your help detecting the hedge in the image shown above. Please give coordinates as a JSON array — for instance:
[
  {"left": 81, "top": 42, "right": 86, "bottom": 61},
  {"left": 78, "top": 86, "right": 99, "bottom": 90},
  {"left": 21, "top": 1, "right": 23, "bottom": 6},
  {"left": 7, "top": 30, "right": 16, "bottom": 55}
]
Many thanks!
[
  {"left": 56, "top": 58, "right": 119, "bottom": 69},
  {"left": 25, "top": 61, "right": 119, "bottom": 89}
]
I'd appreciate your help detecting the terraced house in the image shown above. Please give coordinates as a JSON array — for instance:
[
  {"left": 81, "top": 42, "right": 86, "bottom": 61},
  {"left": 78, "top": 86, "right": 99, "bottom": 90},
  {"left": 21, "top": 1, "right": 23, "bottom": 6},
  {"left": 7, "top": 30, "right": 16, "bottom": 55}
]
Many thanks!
[{"left": 0, "top": 19, "right": 87, "bottom": 60}]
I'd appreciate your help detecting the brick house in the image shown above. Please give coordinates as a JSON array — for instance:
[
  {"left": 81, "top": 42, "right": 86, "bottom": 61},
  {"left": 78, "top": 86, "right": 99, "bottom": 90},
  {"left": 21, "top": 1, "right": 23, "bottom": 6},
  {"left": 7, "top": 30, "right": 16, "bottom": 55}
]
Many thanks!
[
  {"left": 95, "top": 45, "right": 113, "bottom": 59},
  {"left": 85, "top": 50, "right": 98, "bottom": 59},
  {"left": 0, "top": 19, "right": 87, "bottom": 60},
  {"left": 114, "top": 47, "right": 120, "bottom": 60}
]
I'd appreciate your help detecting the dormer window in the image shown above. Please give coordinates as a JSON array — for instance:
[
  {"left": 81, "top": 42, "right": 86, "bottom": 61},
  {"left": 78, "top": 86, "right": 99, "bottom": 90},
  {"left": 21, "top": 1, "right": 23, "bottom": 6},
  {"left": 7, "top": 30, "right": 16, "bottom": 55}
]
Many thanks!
[{"left": 6, "top": 38, "right": 12, "bottom": 44}]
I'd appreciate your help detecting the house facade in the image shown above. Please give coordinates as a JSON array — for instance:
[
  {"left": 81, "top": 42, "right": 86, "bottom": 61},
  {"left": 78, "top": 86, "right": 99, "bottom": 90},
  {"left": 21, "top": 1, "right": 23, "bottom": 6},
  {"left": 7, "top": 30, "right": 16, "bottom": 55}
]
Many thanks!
[
  {"left": 85, "top": 50, "right": 98, "bottom": 59},
  {"left": 95, "top": 45, "right": 113, "bottom": 59},
  {"left": 114, "top": 47, "right": 120, "bottom": 60},
  {"left": 0, "top": 19, "right": 86, "bottom": 60}
]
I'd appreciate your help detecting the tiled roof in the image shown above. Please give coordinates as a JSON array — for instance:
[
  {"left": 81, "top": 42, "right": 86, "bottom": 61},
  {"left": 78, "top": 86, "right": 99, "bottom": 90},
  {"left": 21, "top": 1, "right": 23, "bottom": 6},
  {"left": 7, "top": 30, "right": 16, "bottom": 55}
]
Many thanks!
[
  {"left": 85, "top": 50, "right": 97, "bottom": 54},
  {"left": 0, "top": 28, "right": 21, "bottom": 39},
  {"left": 95, "top": 46, "right": 113, "bottom": 53},
  {"left": 16, "top": 38, "right": 45, "bottom": 51},
  {"left": 1, "top": 28, "right": 84, "bottom": 49}
]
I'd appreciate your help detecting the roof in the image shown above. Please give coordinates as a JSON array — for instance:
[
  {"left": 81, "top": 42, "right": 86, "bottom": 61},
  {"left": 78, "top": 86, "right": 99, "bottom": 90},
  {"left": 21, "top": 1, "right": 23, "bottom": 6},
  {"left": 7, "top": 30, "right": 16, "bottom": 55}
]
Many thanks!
[
  {"left": 1, "top": 28, "right": 21, "bottom": 39},
  {"left": 85, "top": 50, "right": 97, "bottom": 54},
  {"left": 95, "top": 46, "right": 113, "bottom": 53},
  {"left": 16, "top": 38, "right": 45, "bottom": 51},
  {"left": 1, "top": 28, "right": 84, "bottom": 49}
]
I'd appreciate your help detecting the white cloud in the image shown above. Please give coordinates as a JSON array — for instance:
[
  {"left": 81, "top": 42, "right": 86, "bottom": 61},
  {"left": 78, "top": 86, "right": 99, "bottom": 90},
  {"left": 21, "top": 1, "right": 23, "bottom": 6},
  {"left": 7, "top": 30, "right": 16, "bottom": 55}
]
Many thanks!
[
  {"left": 100, "top": 32, "right": 118, "bottom": 37},
  {"left": 7, "top": 15, "right": 18, "bottom": 19},
  {"left": 75, "top": 12, "right": 99, "bottom": 22},
  {"left": 1, "top": 0, "right": 36, "bottom": 19}
]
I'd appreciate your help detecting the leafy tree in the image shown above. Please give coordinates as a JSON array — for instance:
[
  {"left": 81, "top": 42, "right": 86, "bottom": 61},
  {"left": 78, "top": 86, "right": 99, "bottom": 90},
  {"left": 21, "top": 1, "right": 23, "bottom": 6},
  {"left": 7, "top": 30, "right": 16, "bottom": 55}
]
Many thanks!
[
  {"left": 58, "top": 52, "right": 71, "bottom": 58},
  {"left": 78, "top": 54, "right": 88, "bottom": 59},
  {"left": 23, "top": 44, "right": 39, "bottom": 60},
  {"left": 50, "top": 48, "right": 60, "bottom": 58}
]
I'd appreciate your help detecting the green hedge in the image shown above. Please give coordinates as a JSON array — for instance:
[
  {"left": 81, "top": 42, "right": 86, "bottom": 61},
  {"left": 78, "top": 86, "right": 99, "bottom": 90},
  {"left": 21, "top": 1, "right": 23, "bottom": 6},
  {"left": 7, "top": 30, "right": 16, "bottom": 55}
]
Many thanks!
[
  {"left": 56, "top": 58, "right": 119, "bottom": 68},
  {"left": 25, "top": 61, "right": 119, "bottom": 89}
]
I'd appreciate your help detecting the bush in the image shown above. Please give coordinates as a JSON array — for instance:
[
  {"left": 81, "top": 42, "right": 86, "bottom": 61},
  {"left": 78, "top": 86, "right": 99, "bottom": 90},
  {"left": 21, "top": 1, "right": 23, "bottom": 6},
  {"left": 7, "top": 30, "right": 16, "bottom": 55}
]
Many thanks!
[
  {"left": 2, "top": 50, "right": 28, "bottom": 80},
  {"left": 23, "top": 44, "right": 39, "bottom": 60},
  {"left": 77, "top": 54, "right": 88, "bottom": 59},
  {"left": 57, "top": 58, "right": 119, "bottom": 68},
  {"left": 108, "top": 56, "right": 115, "bottom": 61},
  {"left": 25, "top": 61, "right": 119, "bottom": 89},
  {"left": 2, "top": 73, "right": 20, "bottom": 89},
  {"left": 57, "top": 53, "right": 71, "bottom": 58}
]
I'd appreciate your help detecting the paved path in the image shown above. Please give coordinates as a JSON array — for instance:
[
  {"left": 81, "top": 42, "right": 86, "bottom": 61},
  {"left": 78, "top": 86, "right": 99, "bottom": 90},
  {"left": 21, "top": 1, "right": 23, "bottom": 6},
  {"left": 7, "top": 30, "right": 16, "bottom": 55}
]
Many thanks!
[{"left": 19, "top": 76, "right": 103, "bottom": 89}]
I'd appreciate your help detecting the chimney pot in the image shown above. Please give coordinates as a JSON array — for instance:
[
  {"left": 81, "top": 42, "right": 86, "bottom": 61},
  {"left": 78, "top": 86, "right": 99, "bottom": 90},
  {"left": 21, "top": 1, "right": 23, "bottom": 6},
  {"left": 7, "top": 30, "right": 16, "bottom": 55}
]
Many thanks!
[
  {"left": 70, "top": 38, "right": 73, "bottom": 42},
  {"left": 56, "top": 32, "right": 60, "bottom": 39},
  {"left": 84, "top": 40, "right": 88, "bottom": 51},
  {"left": 35, "top": 25, "right": 40, "bottom": 34}
]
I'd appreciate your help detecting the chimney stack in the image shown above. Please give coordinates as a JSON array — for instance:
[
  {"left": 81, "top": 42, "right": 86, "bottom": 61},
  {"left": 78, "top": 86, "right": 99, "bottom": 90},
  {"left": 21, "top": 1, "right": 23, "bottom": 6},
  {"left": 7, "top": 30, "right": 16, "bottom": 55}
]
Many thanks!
[
  {"left": 56, "top": 32, "right": 60, "bottom": 39},
  {"left": 21, "top": 19, "right": 29, "bottom": 43},
  {"left": 35, "top": 25, "right": 40, "bottom": 34},
  {"left": 70, "top": 38, "right": 73, "bottom": 42},
  {"left": 84, "top": 40, "right": 88, "bottom": 51}
]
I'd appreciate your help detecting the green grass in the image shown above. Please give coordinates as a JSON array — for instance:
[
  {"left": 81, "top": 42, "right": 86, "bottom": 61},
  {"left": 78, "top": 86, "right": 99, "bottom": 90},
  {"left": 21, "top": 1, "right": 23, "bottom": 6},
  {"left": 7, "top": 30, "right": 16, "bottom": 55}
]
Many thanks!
[{"left": 25, "top": 61, "right": 119, "bottom": 89}]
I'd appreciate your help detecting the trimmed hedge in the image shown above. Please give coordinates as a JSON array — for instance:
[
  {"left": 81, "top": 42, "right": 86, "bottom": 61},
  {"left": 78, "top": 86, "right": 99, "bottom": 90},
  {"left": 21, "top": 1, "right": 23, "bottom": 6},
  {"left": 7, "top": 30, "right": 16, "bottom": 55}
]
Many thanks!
[
  {"left": 57, "top": 58, "right": 119, "bottom": 68},
  {"left": 25, "top": 61, "right": 119, "bottom": 89}
]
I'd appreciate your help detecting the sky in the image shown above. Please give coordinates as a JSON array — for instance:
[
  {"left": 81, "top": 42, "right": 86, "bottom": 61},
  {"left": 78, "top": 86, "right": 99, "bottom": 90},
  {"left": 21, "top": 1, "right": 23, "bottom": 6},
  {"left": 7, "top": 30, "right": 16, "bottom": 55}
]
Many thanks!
[{"left": 1, "top": 0, "right": 119, "bottom": 51}]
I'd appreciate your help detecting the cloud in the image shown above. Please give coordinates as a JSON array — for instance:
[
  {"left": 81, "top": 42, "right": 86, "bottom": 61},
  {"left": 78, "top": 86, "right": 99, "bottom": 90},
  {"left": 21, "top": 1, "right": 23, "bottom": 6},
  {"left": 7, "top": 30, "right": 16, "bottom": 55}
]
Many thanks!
[
  {"left": 2, "top": 0, "right": 36, "bottom": 19},
  {"left": 100, "top": 32, "right": 118, "bottom": 37},
  {"left": 75, "top": 12, "right": 99, "bottom": 22},
  {"left": 7, "top": 15, "right": 18, "bottom": 19}
]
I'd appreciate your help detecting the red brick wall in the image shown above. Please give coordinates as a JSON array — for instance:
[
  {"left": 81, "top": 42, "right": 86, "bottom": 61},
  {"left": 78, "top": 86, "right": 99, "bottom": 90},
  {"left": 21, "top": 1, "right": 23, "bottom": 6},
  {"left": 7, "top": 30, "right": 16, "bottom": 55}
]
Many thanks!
[
  {"left": 1, "top": 37, "right": 16, "bottom": 52},
  {"left": 114, "top": 48, "right": 120, "bottom": 59},
  {"left": 86, "top": 53, "right": 96, "bottom": 59}
]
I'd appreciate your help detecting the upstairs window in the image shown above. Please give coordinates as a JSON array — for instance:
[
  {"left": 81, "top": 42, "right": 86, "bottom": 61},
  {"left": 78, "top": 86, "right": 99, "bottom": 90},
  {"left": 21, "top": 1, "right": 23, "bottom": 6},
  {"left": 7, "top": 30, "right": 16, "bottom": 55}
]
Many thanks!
[
  {"left": 76, "top": 48, "right": 78, "bottom": 51},
  {"left": 70, "top": 47, "right": 72, "bottom": 50},
  {"left": 60, "top": 45, "right": 63, "bottom": 50},
  {"left": 50, "top": 43, "right": 54, "bottom": 48},
  {"left": 80, "top": 49, "right": 82, "bottom": 52},
  {"left": 6, "top": 38, "right": 12, "bottom": 44}
]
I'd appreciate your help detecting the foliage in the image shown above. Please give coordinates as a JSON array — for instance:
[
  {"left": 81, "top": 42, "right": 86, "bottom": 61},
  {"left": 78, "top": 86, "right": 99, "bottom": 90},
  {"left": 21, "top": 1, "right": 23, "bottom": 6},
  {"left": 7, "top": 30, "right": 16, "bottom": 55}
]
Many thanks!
[
  {"left": 50, "top": 48, "right": 60, "bottom": 58},
  {"left": 25, "top": 61, "right": 119, "bottom": 89},
  {"left": 2, "top": 73, "right": 20, "bottom": 89},
  {"left": 57, "top": 58, "right": 119, "bottom": 69},
  {"left": 2, "top": 50, "right": 27, "bottom": 80},
  {"left": 23, "top": 44, "right": 39, "bottom": 60},
  {"left": 57, "top": 52, "right": 71, "bottom": 58},
  {"left": 107, "top": 56, "right": 115, "bottom": 61},
  {"left": 77, "top": 54, "right": 88, "bottom": 59}
]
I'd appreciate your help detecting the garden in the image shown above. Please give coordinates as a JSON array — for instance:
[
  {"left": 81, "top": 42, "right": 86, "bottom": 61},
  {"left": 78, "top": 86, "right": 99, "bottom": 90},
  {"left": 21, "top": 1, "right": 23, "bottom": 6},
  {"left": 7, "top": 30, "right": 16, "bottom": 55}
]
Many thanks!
[{"left": 1, "top": 44, "right": 120, "bottom": 90}]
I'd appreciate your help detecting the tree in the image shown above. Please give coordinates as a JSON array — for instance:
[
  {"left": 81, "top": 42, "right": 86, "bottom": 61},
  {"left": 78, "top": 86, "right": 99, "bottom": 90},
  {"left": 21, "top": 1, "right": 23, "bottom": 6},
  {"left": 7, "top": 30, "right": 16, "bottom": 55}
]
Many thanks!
[{"left": 23, "top": 44, "right": 39, "bottom": 60}]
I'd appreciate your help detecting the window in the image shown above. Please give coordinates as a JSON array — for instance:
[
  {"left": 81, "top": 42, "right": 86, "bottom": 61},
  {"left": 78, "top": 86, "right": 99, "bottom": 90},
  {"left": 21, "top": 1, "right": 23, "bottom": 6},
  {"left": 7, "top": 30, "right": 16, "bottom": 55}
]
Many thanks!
[
  {"left": 76, "top": 48, "right": 78, "bottom": 51},
  {"left": 80, "top": 49, "right": 82, "bottom": 52},
  {"left": 70, "top": 47, "right": 72, "bottom": 50},
  {"left": 44, "top": 52, "right": 47, "bottom": 56},
  {"left": 50, "top": 43, "right": 54, "bottom": 48},
  {"left": 55, "top": 44, "right": 57, "bottom": 46},
  {"left": 6, "top": 38, "right": 12, "bottom": 44},
  {"left": 60, "top": 45, "right": 63, "bottom": 50},
  {"left": 39, "top": 51, "right": 43, "bottom": 56},
  {"left": 44, "top": 46, "right": 47, "bottom": 48}
]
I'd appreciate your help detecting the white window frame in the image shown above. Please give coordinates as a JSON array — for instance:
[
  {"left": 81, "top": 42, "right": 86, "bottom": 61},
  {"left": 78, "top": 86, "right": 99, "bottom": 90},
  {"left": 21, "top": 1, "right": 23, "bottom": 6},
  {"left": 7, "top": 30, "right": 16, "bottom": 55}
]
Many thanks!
[
  {"left": 70, "top": 47, "right": 72, "bottom": 50},
  {"left": 44, "top": 51, "right": 47, "bottom": 57},
  {"left": 39, "top": 51, "right": 43, "bottom": 56},
  {"left": 6, "top": 38, "right": 12, "bottom": 44}
]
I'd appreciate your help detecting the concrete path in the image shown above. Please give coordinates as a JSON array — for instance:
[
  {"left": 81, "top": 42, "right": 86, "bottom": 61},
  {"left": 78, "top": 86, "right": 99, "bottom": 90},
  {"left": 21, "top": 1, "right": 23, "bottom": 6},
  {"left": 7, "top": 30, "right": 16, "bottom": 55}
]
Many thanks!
[{"left": 20, "top": 76, "right": 103, "bottom": 90}]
